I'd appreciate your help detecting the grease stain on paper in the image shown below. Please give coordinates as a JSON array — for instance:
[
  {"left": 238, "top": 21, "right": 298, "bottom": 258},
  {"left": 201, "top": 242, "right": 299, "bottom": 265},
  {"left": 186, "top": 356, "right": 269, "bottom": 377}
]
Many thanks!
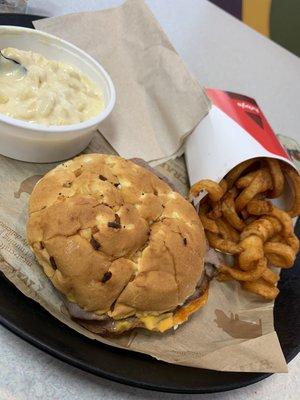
[
  {"left": 14, "top": 175, "right": 43, "bottom": 198},
  {"left": 214, "top": 309, "right": 262, "bottom": 339}
]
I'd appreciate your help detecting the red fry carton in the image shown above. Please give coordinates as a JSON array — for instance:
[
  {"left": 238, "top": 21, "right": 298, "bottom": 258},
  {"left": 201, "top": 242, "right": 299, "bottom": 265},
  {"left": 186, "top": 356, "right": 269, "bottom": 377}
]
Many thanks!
[{"left": 185, "top": 88, "right": 296, "bottom": 190}]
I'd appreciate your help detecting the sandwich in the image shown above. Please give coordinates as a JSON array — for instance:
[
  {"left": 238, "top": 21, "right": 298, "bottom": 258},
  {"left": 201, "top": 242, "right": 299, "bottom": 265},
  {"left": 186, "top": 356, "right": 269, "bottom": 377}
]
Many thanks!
[{"left": 27, "top": 154, "right": 215, "bottom": 335}]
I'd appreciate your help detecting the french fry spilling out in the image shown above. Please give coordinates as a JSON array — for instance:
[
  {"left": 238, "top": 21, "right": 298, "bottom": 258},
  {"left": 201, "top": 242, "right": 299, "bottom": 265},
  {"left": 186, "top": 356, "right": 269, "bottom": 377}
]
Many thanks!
[{"left": 190, "top": 158, "right": 300, "bottom": 300}]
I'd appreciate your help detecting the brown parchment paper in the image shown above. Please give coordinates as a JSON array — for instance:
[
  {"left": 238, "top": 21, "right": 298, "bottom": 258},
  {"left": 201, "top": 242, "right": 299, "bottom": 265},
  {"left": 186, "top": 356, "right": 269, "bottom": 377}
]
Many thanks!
[
  {"left": 0, "top": 0, "right": 288, "bottom": 373},
  {"left": 34, "top": 0, "right": 210, "bottom": 164},
  {"left": 0, "top": 129, "right": 287, "bottom": 372}
]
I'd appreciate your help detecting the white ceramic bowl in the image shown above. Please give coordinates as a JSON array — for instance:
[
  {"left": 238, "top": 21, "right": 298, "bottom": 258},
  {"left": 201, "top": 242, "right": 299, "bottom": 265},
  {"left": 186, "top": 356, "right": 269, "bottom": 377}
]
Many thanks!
[{"left": 0, "top": 26, "right": 116, "bottom": 163}]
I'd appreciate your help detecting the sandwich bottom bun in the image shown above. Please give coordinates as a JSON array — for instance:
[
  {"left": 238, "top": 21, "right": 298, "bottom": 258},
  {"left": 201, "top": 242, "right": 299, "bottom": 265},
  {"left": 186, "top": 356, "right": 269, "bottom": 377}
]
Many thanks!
[{"left": 27, "top": 154, "right": 206, "bottom": 335}]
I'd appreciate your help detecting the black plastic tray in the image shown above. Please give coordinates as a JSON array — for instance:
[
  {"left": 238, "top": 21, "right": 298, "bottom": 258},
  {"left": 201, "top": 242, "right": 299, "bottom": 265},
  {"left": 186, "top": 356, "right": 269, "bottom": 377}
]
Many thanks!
[{"left": 0, "top": 13, "right": 299, "bottom": 394}]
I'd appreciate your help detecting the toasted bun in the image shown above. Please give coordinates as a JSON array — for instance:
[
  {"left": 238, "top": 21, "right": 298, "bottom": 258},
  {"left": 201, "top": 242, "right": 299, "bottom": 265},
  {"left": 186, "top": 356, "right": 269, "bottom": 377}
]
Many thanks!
[{"left": 27, "top": 154, "right": 205, "bottom": 329}]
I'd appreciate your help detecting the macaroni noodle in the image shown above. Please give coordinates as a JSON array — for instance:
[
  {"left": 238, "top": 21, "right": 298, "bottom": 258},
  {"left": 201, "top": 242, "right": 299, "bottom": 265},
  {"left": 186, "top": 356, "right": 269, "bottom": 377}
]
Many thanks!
[{"left": 0, "top": 48, "right": 104, "bottom": 125}]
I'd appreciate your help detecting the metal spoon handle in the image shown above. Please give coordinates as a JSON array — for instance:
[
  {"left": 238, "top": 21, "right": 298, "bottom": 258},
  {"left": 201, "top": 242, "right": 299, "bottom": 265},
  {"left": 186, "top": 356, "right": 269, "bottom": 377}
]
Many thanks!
[
  {"left": 0, "top": 50, "right": 22, "bottom": 65},
  {"left": 0, "top": 50, "right": 27, "bottom": 74}
]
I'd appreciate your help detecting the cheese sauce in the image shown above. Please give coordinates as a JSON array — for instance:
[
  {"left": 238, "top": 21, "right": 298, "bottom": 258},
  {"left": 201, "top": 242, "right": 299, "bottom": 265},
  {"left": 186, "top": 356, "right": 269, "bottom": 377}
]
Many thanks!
[{"left": 0, "top": 48, "right": 104, "bottom": 125}]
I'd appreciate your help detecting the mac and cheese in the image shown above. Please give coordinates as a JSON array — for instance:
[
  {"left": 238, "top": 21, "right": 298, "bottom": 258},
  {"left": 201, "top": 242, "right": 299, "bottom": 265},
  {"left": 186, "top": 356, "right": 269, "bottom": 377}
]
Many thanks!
[{"left": 0, "top": 48, "right": 104, "bottom": 125}]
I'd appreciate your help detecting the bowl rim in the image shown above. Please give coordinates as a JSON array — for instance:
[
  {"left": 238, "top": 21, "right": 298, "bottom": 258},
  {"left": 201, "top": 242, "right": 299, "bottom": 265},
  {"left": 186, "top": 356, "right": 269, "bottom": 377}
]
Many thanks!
[{"left": 0, "top": 25, "right": 116, "bottom": 132}]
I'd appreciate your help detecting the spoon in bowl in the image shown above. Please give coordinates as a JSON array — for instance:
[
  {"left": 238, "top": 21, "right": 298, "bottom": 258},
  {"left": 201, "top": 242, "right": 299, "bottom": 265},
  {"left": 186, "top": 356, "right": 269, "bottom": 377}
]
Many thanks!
[{"left": 0, "top": 50, "right": 27, "bottom": 76}]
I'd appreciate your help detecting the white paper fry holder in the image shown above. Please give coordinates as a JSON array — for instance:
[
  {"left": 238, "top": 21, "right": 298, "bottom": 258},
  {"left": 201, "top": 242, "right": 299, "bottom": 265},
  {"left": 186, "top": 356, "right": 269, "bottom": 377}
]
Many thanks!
[{"left": 185, "top": 88, "right": 297, "bottom": 188}]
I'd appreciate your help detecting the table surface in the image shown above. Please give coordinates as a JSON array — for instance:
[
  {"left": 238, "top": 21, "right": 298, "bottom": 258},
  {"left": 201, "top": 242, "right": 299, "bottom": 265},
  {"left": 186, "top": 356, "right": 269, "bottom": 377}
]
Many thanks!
[{"left": 1, "top": 0, "right": 300, "bottom": 399}]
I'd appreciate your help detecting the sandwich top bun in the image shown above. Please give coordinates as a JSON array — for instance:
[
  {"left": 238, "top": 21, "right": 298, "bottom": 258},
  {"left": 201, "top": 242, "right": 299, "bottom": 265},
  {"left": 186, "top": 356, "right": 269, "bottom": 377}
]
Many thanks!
[{"left": 27, "top": 154, "right": 206, "bottom": 333}]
